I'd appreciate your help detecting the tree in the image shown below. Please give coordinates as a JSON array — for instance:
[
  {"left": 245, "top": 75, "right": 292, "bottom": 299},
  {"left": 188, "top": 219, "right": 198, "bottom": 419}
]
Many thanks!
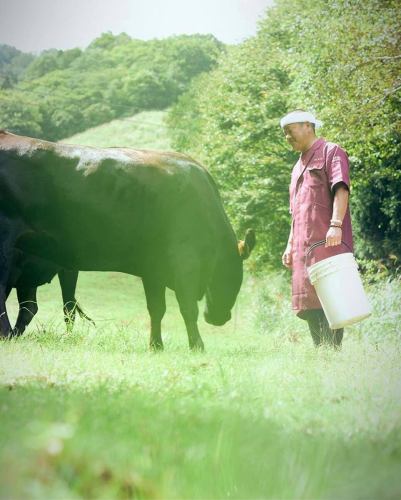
[{"left": 0, "top": 91, "right": 43, "bottom": 136}]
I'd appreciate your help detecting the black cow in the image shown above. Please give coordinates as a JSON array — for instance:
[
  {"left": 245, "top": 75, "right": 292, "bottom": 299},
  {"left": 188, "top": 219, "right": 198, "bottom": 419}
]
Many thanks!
[
  {"left": 0, "top": 130, "right": 255, "bottom": 350},
  {"left": 7, "top": 250, "right": 93, "bottom": 335}
]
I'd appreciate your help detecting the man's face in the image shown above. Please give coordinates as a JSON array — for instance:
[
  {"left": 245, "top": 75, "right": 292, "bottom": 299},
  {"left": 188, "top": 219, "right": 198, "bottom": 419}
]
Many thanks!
[{"left": 283, "top": 122, "right": 312, "bottom": 152}]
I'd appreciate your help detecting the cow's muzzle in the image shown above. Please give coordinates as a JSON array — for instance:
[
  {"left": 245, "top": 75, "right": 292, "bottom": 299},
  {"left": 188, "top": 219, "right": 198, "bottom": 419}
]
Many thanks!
[{"left": 204, "top": 310, "right": 231, "bottom": 326}]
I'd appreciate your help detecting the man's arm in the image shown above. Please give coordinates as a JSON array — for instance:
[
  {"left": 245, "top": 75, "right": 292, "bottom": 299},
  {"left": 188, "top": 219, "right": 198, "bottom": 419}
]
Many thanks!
[{"left": 325, "top": 183, "right": 349, "bottom": 247}]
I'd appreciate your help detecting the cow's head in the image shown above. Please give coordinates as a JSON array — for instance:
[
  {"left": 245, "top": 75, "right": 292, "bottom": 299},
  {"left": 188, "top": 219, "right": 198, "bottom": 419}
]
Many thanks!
[{"left": 204, "top": 229, "right": 255, "bottom": 326}]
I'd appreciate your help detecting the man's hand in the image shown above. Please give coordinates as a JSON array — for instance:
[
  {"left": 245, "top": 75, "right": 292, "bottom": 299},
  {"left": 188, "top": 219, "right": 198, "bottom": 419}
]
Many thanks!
[
  {"left": 282, "top": 244, "right": 293, "bottom": 268},
  {"left": 325, "top": 226, "right": 342, "bottom": 247}
]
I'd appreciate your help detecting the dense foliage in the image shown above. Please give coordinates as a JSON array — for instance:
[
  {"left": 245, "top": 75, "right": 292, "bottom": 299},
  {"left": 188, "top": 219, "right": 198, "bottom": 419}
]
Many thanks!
[
  {"left": 0, "top": 33, "right": 224, "bottom": 140},
  {"left": 167, "top": 0, "right": 401, "bottom": 269}
]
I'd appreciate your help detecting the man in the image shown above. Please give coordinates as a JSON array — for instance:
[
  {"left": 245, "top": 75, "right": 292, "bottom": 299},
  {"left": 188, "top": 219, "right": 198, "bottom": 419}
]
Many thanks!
[{"left": 280, "top": 110, "right": 353, "bottom": 348}]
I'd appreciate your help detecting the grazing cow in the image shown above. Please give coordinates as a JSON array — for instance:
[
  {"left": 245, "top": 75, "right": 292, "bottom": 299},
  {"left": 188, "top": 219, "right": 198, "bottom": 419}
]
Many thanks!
[
  {"left": 7, "top": 250, "right": 93, "bottom": 335},
  {"left": 0, "top": 130, "right": 255, "bottom": 350}
]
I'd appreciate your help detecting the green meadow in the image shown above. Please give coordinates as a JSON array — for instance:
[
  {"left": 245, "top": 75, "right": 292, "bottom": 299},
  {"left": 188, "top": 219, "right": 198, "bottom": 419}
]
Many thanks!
[
  {"left": 2, "top": 271, "right": 401, "bottom": 499},
  {"left": 1, "top": 113, "right": 400, "bottom": 499},
  {"left": 64, "top": 111, "right": 172, "bottom": 151}
]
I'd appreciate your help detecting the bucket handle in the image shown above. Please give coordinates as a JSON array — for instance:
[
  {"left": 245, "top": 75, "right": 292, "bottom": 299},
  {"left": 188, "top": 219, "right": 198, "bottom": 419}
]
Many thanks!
[{"left": 305, "top": 239, "right": 353, "bottom": 269}]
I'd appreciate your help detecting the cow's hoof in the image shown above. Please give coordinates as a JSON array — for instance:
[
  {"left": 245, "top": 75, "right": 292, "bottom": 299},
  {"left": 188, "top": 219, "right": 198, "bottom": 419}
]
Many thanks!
[
  {"left": 190, "top": 341, "right": 205, "bottom": 352},
  {"left": 0, "top": 330, "right": 18, "bottom": 340},
  {"left": 11, "top": 326, "right": 25, "bottom": 337},
  {"left": 150, "top": 341, "right": 164, "bottom": 351}
]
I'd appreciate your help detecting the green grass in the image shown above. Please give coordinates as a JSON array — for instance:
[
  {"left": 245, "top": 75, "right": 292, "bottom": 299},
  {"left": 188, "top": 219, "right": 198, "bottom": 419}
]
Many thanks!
[
  {"left": 63, "top": 110, "right": 171, "bottom": 150},
  {"left": 1, "top": 273, "right": 401, "bottom": 499}
]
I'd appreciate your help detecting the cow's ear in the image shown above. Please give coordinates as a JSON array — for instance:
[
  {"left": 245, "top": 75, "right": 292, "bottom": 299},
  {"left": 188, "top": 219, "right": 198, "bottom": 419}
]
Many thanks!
[{"left": 238, "top": 229, "right": 256, "bottom": 260}]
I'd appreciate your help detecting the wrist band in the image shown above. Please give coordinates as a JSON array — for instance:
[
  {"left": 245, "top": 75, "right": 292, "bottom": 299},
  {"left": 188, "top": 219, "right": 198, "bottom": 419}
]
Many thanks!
[
  {"left": 330, "top": 224, "right": 342, "bottom": 229},
  {"left": 330, "top": 219, "right": 342, "bottom": 227}
]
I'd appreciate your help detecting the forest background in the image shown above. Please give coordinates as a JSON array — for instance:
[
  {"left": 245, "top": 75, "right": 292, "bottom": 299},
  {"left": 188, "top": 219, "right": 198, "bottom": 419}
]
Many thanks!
[{"left": 1, "top": 0, "right": 400, "bottom": 274}]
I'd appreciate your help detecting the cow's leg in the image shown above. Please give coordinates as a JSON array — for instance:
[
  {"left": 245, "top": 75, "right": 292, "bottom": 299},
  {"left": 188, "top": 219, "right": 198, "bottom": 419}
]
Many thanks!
[
  {"left": 0, "top": 222, "right": 15, "bottom": 338},
  {"left": 0, "top": 285, "right": 12, "bottom": 338},
  {"left": 173, "top": 258, "right": 204, "bottom": 352},
  {"left": 13, "top": 287, "right": 38, "bottom": 336},
  {"left": 58, "top": 269, "right": 94, "bottom": 330},
  {"left": 142, "top": 277, "right": 166, "bottom": 351},
  {"left": 58, "top": 269, "right": 78, "bottom": 329},
  {"left": 5, "top": 283, "right": 13, "bottom": 300}
]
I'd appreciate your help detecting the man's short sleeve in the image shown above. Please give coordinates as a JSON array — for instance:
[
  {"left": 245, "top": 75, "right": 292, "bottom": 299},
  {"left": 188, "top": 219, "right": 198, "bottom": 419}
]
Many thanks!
[{"left": 326, "top": 146, "right": 350, "bottom": 191}]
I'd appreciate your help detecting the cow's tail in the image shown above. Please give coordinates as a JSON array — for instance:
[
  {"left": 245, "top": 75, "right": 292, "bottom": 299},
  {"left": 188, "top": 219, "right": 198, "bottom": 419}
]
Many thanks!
[{"left": 75, "top": 303, "right": 96, "bottom": 326}]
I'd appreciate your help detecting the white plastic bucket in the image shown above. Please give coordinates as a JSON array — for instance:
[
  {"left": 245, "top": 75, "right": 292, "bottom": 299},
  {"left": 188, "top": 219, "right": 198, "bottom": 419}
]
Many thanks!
[{"left": 307, "top": 252, "right": 372, "bottom": 329}]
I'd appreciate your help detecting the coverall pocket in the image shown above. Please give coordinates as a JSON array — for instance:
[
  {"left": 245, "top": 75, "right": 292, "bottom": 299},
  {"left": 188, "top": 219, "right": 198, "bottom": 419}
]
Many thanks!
[
  {"left": 307, "top": 203, "right": 331, "bottom": 241},
  {"left": 307, "top": 161, "right": 331, "bottom": 207},
  {"left": 306, "top": 161, "right": 326, "bottom": 187}
]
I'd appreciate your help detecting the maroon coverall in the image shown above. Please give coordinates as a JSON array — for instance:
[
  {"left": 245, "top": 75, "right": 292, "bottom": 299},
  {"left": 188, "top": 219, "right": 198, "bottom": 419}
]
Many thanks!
[{"left": 289, "top": 137, "right": 353, "bottom": 319}]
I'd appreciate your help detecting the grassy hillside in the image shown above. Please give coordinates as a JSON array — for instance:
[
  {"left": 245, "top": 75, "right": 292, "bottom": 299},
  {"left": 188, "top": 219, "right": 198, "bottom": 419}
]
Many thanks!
[
  {"left": 0, "top": 33, "right": 224, "bottom": 140},
  {"left": 63, "top": 110, "right": 171, "bottom": 150}
]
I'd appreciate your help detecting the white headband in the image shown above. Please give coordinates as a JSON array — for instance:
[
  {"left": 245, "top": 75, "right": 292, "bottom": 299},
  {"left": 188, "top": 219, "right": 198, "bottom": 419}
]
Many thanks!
[{"left": 280, "top": 111, "right": 323, "bottom": 129}]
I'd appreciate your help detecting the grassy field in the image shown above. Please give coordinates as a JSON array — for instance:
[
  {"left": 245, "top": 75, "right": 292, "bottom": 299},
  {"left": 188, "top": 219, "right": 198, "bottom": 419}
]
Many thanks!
[
  {"left": 1, "top": 112, "right": 401, "bottom": 499},
  {"left": 1, "top": 272, "right": 401, "bottom": 499}
]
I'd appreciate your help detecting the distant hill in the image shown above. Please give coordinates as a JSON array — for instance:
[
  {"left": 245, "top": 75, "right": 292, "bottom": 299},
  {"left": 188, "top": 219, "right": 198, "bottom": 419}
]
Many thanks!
[
  {"left": 0, "top": 44, "right": 35, "bottom": 88},
  {"left": 63, "top": 110, "right": 171, "bottom": 150},
  {"left": 0, "top": 33, "right": 225, "bottom": 141}
]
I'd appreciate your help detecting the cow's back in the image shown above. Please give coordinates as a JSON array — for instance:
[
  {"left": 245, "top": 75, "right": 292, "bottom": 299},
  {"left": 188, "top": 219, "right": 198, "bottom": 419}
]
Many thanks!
[{"left": 0, "top": 131, "right": 233, "bottom": 280}]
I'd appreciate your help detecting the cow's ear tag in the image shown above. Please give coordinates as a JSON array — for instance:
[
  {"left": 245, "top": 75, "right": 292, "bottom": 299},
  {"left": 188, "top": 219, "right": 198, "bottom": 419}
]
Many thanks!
[
  {"left": 238, "top": 240, "right": 246, "bottom": 258},
  {"left": 238, "top": 229, "right": 256, "bottom": 260}
]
